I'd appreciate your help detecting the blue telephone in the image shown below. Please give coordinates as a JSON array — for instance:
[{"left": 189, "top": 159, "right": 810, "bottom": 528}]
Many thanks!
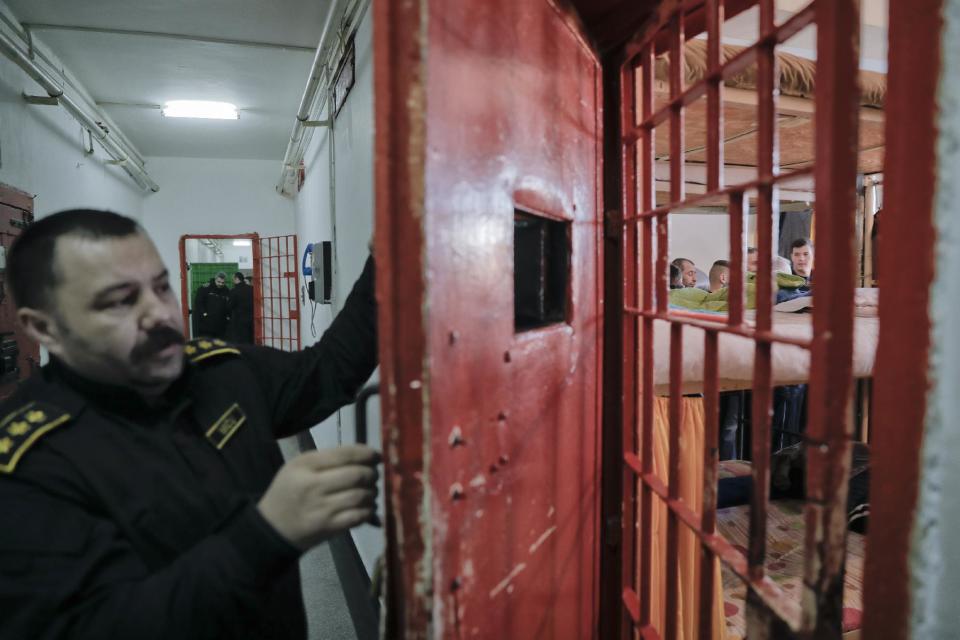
[{"left": 301, "top": 243, "right": 314, "bottom": 277}]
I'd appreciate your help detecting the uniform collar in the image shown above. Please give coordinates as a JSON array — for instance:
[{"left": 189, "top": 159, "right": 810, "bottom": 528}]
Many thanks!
[{"left": 45, "top": 357, "right": 193, "bottom": 420}]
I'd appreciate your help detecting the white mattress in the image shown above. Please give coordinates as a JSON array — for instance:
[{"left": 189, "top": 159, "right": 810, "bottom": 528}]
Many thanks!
[{"left": 650, "top": 311, "right": 879, "bottom": 394}]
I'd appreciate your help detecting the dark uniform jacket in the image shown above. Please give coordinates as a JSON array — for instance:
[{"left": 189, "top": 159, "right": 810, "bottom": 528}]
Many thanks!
[
  {"left": 194, "top": 281, "right": 232, "bottom": 339},
  {"left": 228, "top": 281, "right": 255, "bottom": 344},
  {"left": 0, "top": 257, "right": 378, "bottom": 640}
]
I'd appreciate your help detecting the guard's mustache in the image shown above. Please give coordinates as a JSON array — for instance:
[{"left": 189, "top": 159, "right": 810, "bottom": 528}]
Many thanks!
[{"left": 131, "top": 326, "right": 185, "bottom": 362}]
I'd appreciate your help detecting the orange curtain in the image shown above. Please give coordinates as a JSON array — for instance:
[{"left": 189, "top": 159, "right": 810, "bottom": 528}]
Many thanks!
[{"left": 638, "top": 396, "right": 727, "bottom": 640}]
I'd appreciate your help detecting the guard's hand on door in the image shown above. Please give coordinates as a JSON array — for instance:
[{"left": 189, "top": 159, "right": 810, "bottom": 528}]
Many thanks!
[{"left": 258, "top": 445, "right": 381, "bottom": 550}]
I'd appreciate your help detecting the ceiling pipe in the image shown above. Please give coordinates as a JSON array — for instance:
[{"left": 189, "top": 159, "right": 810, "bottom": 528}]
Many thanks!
[
  {"left": 0, "top": 10, "right": 147, "bottom": 169},
  {"left": 22, "top": 23, "right": 318, "bottom": 54},
  {"left": 0, "top": 22, "right": 158, "bottom": 192},
  {"left": 276, "top": 0, "right": 354, "bottom": 195}
]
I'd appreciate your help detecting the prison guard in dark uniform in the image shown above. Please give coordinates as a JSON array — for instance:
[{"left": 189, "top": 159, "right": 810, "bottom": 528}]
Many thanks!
[{"left": 0, "top": 256, "right": 377, "bottom": 640}]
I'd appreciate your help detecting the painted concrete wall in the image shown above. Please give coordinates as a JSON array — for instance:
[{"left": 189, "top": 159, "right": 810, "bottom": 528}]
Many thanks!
[
  {"left": 139, "top": 157, "right": 296, "bottom": 311},
  {"left": 292, "top": 7, "right": 383, "bottom": 575},
  {"left": 910, "top": 0, "right": 960, "bottom": 635},
  {"left": 668, "top": 212, "right": 761, "bottom": 275},
  {"left": 0, "top": 43, "right": 145, "bottom": 219},
  {"left": 669, "top": 212, "right": 732, "bottom": 274},
  {"left": 185, "top": 240, "right": 219, "bottom": 264}
]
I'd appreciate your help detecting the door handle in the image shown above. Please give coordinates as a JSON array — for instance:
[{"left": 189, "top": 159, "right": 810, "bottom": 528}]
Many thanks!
[{"left": 354, "top": 384, "right": 379, "bottom": 445}]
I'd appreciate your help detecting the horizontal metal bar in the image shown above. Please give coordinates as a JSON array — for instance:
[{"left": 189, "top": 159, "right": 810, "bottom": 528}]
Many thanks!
[
  {"left": 22, "top": 23, "right": 317, "bottom": 53},
  {"left": 621, "top": 308, "right": 814, "bottom": 349},
  {"left": 621, "top": 167, "right": 815, "bottom": 222},
  {"left": 624, "top": 453, "right": 803, "bottom": 630}
]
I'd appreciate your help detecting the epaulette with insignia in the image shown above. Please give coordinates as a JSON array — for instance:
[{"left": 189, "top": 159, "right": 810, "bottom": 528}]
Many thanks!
[
  {"left": 0, "top": 401, "right": 72, "bottom": 474},
  {"left": 185, "top": 338, "right": 241, "bottom": 364}
]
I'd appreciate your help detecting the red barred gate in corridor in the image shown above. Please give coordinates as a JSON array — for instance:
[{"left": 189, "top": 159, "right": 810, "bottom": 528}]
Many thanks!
[{"left": 255, "top": 235, "right": 301, "bottom": 351}]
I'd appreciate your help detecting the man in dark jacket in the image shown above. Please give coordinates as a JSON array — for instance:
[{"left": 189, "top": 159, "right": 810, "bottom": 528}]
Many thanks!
[
  {"left": 228, "top": 271, "right": 255, "bottom": 344},
  {"left": 0, "top": 209, "right": 380, "bottom": 640},
  {"left": 194, "top": 271, "right": 231, "bottom": 339}
]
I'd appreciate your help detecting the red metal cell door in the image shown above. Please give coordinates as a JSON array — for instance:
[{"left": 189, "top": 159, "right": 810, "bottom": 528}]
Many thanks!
[
  {"left": 256, "top": 235, "right": 300, "bottom": 351},
  {"left": 374, "top": 1, "right": 604, "bottom": 638},
  {"left": 618, "top": 1, "right": 862, "bottom": 638}
]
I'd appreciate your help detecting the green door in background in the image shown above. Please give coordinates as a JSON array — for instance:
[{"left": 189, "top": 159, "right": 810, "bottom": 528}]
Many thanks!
[{"left": 188, "top": 262, "right": 238, "bottom": 338}]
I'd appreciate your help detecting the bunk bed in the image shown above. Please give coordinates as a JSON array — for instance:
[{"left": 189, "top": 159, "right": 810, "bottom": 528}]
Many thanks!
[
  {"left": 650, "top": 307, "right": 879, "bottom": 393},
  {"left": 645, "top": 40, "right": 884, "bottom": 640}
]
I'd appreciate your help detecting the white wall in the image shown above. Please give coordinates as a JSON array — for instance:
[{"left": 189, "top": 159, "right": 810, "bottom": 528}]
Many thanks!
[
  {"left": 185, "top": 240, "right": 216, "bottom": 263},
  {"left": 0, "top": 46, "right": 145, "bottom": 219},
  {"left": 184, "top": 240, "right": 253, "bottom": 271},
  {"left": 668, "top": 212, "right": 731, "bottom": 273},
  {"left": 292, "top": 7, "right": 382, "bottom": 574},
  {"left": 139, "top": 157, "right": 296, "bottom": 307},
  {"left": 217, "top": 242, "right": 254, "bottom": 269}
]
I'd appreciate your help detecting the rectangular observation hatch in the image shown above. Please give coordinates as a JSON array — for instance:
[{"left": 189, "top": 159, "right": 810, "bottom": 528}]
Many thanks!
[{"left": 514, "top": 209, "right": 570, "bottom": 332}]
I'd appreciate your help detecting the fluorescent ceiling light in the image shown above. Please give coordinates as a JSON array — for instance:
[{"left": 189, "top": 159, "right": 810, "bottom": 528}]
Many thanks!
[
  {"left": 232, "top": 239, "right": 252, "bottom": 247},
  {"left": 162, "top": 100, "right": 239, "bottom": 120}
]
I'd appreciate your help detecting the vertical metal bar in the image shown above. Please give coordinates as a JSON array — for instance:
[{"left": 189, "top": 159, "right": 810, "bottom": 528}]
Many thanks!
[
  {"left": 273, "top": 237, "right": 280, "bottom": 348},
  {"left": 178, "top": 236, "right": 190, "bottom": 334},
  {"left": 657, "top": 10, "right": 684, "bottom": 314},
  {"left": 728, "top": 190, "right": 746, "bottom": 327},
  {"left": 275, "top": 237, "right": 282, "bottom": 348},
  {"left": 283, "top": 237, "right": 289, "bottom": 350},
  {"left": 699, "top": 329, "right": 719, "bottom": 640},
  {"left": 803, "top": 0, "right": 862, "bottom": 635},
  {"left": 282, "top": 237, "right": 287, "bottom": 349},
  {"left": 861, "top": 0, "right": 940, "bottom": 634},
  {"left": 669, "top": 11, "right": 684, "bottom": 205},
  {"left": 655, "top": 211, "right": 669, "bottom": 315},
  {"left": 665, "top": 322, "right": 683, "bottom": 640},
  {"left": 639, "top": 41, "right": 656, "bottom": 631},
  {"left": 620, "top": 58, "right": 640, "bottom": 638},
  {"left": 748, "top": 342, "right": 773, "bottom": 576},
  {"left": 859, "top": 380, "right": 871, "bottom": 443},
  {"left": 293, "top": 235, "right": 301, "bottom": 350},
  {"left": 746, "top": 3, "right": 778, "bottom": 633},
  {"left": 251, "top": 234, "right": 262, "bottom": 346},
  {"left": 288, "top": 236, "right": 294, "bottom": 350},
  {"left": 706, "top": 0, "right": 724, "bottom": 192}
]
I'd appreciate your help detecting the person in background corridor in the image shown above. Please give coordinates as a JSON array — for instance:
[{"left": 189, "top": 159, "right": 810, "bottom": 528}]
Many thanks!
[
  {"left": 194, "top": 271, "right": 231, "bottom": 339},
  {"left": 228, "top": 271, "right": 254, "bottom": 344}
]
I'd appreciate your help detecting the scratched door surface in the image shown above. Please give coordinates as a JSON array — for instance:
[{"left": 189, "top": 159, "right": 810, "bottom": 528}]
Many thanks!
[{"left": 374, "top": 1, "right": 603, "bottom": 638}]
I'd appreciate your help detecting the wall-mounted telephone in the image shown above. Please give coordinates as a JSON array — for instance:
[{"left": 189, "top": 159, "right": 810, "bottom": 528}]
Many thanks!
[{"left": 302, "top": 241, "right": 333, "bottom": 305}]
